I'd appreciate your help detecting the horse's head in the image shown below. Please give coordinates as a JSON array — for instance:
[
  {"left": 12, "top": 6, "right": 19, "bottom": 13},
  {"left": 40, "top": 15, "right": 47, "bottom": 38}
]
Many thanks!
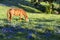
[{"left": 26, "top": 19, "right": 29, "bottom": 22}]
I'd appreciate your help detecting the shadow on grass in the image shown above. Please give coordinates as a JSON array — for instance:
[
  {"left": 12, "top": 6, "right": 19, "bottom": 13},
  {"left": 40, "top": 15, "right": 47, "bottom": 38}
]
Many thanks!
[
  {"left": 0, "top": 24, "right": 60, "bottom": 40},
  {"left": 0, "top": 19, "right": 9, "bottom": 23},
  {"left": 0, "top": 18, "right": 60, "bottom": 40},
  {"left": 0, "top": 0, "right": 46, "bottom": 13}
]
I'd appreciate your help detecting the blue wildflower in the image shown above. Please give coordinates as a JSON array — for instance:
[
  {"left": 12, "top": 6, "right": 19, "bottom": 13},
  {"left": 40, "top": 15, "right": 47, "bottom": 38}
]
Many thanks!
[
  {"left": 7, "top": 35, "right": 13, "bottom": 39},
  {"left": 2, "top": 27, "right": 16, "bottom": 34},
  {"left": 15, "top": 26, "right": 21, "bottom": 29},
  {"left": 44, "top": 31, "right": 52, "bottom": 38},
  {"left": 18, "top": 28, "right": 26, "bottom": 32},
  {"left": 34, "top": 31, "right": 38, "bottom": 34},
  {"left": 27, "top": 30, "right": 33, "bottom": 34},
  {"left": 26, "top": 35, "right": 33, "bottom": 39}
]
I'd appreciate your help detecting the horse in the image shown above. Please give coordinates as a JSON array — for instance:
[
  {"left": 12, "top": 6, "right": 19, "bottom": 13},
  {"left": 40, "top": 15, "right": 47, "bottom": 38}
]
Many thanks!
[{"left": 7, "top": 8, "right": 29, "bottom": 22}]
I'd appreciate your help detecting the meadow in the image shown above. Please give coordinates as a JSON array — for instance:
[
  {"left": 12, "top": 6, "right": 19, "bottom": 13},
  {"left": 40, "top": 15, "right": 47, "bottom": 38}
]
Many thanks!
[{"left": 0, "top": 0, "right": 60, "bottom": 40}]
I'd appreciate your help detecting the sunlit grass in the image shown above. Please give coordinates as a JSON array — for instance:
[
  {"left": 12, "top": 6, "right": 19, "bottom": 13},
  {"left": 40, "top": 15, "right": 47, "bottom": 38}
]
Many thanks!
[
  {"left": 0, "top": 3, "right": 60, "bottom": 40},
  {"left": 0, "top": 5, "right": 60, "bottom": 30}
]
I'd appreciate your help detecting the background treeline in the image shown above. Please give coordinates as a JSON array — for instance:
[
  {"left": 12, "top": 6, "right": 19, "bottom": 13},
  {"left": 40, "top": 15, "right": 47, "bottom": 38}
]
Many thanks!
[
  {"left": 31, "top": 0, "right": 60, "bottom": 14},
  {"left": 0, "top": 0, "right": 60, "bottom": 14}
]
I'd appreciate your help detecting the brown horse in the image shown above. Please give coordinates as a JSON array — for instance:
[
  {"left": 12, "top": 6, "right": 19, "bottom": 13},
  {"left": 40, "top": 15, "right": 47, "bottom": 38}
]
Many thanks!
[{"left": 7, "top": 8, "right": 29, "bottom": 22}]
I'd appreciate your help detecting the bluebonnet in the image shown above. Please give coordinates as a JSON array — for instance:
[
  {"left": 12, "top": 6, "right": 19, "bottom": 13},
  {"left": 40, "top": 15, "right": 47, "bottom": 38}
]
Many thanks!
[
  {"left": 43, "top": 31, "right": 52, "bottom": 38},
  {"left": 1, "top": 27, "right": 35, "bottom": 39},
  {"left": 15, "top": 26, "right": 21, "bottom": 29},
  {"left": 24, "top": 29, "right": 33, "bottom": 39},
  {"left": 1, "top": 27, "right": 17, "bottom": 39},
  {"left": 7, "top": 35, "right": 13, "bottom": 39},
  {"left": 2, "top": 27, "right": 16, "bottom": 34},
  {"left": 26, "top": 29, "right": 33, "bottom": 34},
  {"left": 26, "top": 35, "right": 33, "bottom": 39},
  {"left": 17, "top": 28, "right": 26, "bottom": 32},
  {"left": 34, "top": 31, "right": 38, "bottom": 34},
  {"left": 26, "top": 34, "right": 33, "bottom": 39}
]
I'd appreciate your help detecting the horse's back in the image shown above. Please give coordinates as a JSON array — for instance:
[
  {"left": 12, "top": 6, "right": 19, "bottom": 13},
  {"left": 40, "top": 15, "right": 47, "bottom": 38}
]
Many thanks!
[{"left": 8, "top": 8, "right": 27, "bottom": 15}]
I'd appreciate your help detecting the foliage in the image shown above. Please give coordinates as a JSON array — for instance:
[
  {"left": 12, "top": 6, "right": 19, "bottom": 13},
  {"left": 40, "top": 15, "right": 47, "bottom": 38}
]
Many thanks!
[
  {"left": 0, "top": 0, "right": 60, "bottom": 40},
  {"left": 0, "top": 5, "right": 60, "bottom": 40}
]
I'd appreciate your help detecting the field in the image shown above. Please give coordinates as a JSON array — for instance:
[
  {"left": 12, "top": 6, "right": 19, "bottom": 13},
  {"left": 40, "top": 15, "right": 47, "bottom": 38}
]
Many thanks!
[{"left": 0, "top": 0, "right": 60, "bottom": 40}]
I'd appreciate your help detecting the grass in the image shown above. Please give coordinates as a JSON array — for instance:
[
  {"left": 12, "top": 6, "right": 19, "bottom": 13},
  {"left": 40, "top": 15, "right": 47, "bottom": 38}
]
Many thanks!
[
  {"left": 0, "top": 0, "right": 60, "bottom": 40},
  {"left": 0, "top": 5, "right": 60, "bottom": 40}
]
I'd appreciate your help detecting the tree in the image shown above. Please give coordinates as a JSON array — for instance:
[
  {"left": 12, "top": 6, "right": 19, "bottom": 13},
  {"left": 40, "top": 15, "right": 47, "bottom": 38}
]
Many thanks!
[
  {"left": 45, "top": 0, "right": 54, "bottom": 14},
  {"left": 31, "top": 0, "right": 36, "bottom": 3}
]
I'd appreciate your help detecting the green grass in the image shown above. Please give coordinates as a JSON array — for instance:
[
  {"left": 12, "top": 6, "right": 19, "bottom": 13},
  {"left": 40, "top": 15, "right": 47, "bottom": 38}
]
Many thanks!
[{"left": 0, "top": 1, "right": 60, "bottom": 40}]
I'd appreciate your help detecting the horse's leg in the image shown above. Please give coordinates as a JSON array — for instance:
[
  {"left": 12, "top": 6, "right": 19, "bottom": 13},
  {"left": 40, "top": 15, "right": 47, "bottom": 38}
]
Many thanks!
[
  {"left": 7, "top": 10, "right": 9, "bottom": 21},
  {"left": 25, "top": 16, "right": 29, "bottom": 22},
  {"left": 7, "top": 10, "right": 11, "bottom": 22},
  {"left": 19, "top": 14, "right": 23, "bottom": 21},
  {"left": 7, "top": 13, "right": 12, "bottom": 22}
]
